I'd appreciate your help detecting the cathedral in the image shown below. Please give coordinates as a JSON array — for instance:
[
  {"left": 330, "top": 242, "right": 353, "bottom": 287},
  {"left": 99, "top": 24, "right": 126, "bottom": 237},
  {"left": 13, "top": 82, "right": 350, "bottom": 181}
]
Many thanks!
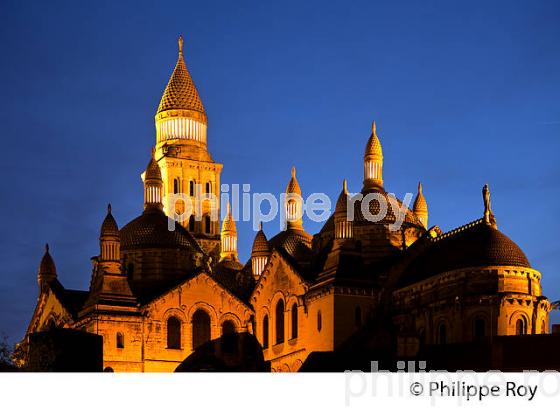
[{"left": 21, "top": 37, "right": 552, "bottom": 372}]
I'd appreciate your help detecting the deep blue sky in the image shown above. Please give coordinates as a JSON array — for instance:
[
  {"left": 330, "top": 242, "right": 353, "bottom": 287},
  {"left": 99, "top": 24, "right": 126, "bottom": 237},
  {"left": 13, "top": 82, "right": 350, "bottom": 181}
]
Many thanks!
[{"left": 1, "top": 0, "right": 559, "bottom": 344}]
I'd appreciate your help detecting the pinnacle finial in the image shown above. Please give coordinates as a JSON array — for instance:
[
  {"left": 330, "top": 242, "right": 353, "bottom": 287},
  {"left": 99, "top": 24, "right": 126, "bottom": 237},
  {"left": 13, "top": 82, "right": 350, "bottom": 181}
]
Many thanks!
[
  {"left": 418, "top": 181, "right": 423, "bottom": 193},
  {"left": 291, "top": 166, "right": 296, "bottom": 178},
  {"left": 151, "top": 146, "right": 156, "bottom": 159},
  {"left": 107, "top": 203, "right": 112, "bottom": 214},
  {"left": 226, "top": 201, "right": 231, "bottom": 215},
  {"left": 259, "top": 221, "right": 263, "bottom": 231},
  {"left": 178, "top": 35, "right": 183, "bottom": 55},
  {"left": 372, "top": 120, "right": 377, "bottom": 136},
  {"left": 343, "top": 179, "right": 348, "bottom": 193},
  {"left": 45, "top": 243, "right": 49, "bottom": 253}
]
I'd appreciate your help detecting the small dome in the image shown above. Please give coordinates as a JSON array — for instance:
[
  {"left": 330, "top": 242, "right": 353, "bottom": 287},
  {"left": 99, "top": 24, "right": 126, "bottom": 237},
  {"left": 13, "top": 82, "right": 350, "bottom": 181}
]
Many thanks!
[
  {"left": 251, "top": 224, "right": 271, "bottom": 257},
  {"left": 39, "top": 244, "right": 57, "bottom": 277},
  {"left": 100, "top": 204, "right": 119, "bottom": 237},
  {"left": 145, "top": 150, "right": 162, "bottom": 181},
  {"left": 364, "top": 121, "right": 383, "bottom": 159},
  {"left": 413, "top": 182, "right": 428, "bottom": 214},
  {"left": 286, "top": 166, "right": 302, "bottom": 195},
  {"left": 269, "top": 229, "right": 312, "bottom": 262},
  {"left": 400, "top": 220, "right": 531, "bottom": 287},
  {"left": 120, "top": 208, "right": 200, "bottom": 251}
]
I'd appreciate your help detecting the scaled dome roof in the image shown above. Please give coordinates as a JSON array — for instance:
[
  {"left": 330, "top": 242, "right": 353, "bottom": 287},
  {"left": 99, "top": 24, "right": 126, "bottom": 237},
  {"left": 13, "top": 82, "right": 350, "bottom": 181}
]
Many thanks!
[
  {"left": 120, "top": 209, "right": 201, "bottom": 251},
  {"left": 399, "top": 220, "right": 531, "bottom": 287}
]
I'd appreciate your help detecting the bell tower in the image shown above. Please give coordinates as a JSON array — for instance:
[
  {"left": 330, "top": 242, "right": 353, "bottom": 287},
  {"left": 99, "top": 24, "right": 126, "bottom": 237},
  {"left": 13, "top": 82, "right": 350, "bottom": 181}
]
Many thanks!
[{"left": 152, "top": 35, "right": 222, "bottom": 254}]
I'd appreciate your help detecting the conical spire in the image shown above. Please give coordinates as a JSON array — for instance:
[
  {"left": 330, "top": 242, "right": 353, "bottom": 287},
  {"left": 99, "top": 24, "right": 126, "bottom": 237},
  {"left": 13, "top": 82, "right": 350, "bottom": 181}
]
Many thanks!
[
  {"left": 221, "top": 202, "right": 237, "bottom": 235},
  {"left": 251, "top": 222, "right": 271, "bottom": 257},
  {"left": 363, "top": 120, "right": 384, "bottom": 191},
  {"left": 364, "top": 121, "right": 383, "bottom": 159},
  {"left": 286, "top": 166, "right": 302, "bottom": 195},
  {"left": 156, "top": 35, "right": 205, "bottom": 118},
  {"left": 413, "top": 182, "right": 428, "bottom": 229},
  {"left": 335, "top": 179, "right": 349, "bottom": 214},
  {"left": 100, "top": 203, "right": 119, "bottom": 238},
  {"left": 38, "top": 243, "right": 57, "bottom": 285}
]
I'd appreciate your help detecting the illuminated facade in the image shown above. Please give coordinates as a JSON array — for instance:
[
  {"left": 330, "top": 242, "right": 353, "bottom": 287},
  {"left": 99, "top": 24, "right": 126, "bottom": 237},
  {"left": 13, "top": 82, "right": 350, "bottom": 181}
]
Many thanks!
[{"left": 21, "top": 37, "right": 552, "bottom": 372}]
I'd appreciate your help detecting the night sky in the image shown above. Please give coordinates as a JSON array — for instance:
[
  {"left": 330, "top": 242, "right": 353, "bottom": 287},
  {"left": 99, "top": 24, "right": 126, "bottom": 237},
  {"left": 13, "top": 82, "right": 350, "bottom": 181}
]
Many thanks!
[{"left": 1, "top": 0, "right": 559, "bottom": 344}]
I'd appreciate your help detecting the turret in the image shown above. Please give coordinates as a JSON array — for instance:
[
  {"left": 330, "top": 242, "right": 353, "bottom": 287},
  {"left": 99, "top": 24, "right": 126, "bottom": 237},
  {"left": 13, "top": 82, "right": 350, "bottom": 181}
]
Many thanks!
[
  {"left": 285, "top": 166, "right": 303, "bottom": 230},
  {"left": 99, "top": 204, "right": 121, "bottom": 273},
  {"left": 413, "top": 182, "right": 429, "bottom": 229},
  {"left": 251, "top": 223, "right": 271, "bottom": 277},
  {"left": 143, "top": 148, "right": 163, "bottom": 211},
  {"left": 334, "top": 179, "right": 353, "bottom": 239},
  {"left": 220, "top": 203, "right": 238, "bottom": 261},
  {"left": 362, "top": 121, "right": 384, "bottom": 192}
]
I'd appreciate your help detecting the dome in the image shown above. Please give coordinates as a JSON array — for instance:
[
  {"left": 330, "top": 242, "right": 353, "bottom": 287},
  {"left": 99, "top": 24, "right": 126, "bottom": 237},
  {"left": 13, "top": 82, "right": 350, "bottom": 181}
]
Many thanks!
[
  {"left": 364, "top": 121, "right": 383, "bottom": 159},
  {"left": 251, "top": 225, "right": 271, "bottom": 257},
  {"left": 286, "top": 166, "right": 302, "bottom": 195},
  {"left": 413, "top": 182, "right": 428, "bottom": 214},
  {"left": 400, "top": 220, "right": 531, "bottom": 287},
  {"left": 120, "top": 209, "right": 201, "bottom": 251},
  {"left": 100, "top": 204, "right": 119, "bottom": 237},
  {"left": 269, "top": 229, "right": 312, "bottom": 262},
  {"left": 156, "top": 36, "right": 206, "bottom": 118},
  {"left": 38, "top": 243, "right": 56, "bottom": 276}
]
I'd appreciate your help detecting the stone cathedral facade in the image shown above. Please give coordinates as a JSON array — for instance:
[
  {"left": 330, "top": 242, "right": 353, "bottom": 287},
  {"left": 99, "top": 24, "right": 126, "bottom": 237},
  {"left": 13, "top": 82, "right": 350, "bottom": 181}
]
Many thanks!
[{"left": 21, "top": 37, "right": 552, "bottom": 372}]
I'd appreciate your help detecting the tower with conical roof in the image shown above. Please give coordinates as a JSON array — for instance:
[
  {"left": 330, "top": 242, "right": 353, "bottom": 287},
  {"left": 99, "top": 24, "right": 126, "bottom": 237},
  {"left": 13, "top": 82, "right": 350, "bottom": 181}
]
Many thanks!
[
  {"left": 251, "top": 223, "right": 271, "bottom": 278},
  {"left": 152, "top": 35, "right": 222, "bottom": 255},
  {"left": 220, "top": 203, "right": 238, "bottom": 262},
  {"left": 334, "top": 179, "right": 353, "bottom": 240},
  {"left": 362, "top": 121, "right": 384, "bottom": 192},
  {"left": 285, "top": 166, "right": 304, "bottom": 230}
]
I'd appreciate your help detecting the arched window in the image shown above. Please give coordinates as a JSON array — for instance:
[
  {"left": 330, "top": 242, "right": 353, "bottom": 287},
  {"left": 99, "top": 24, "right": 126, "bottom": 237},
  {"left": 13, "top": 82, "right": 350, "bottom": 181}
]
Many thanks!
[
  {"left": 173, "top": 178, "right": 180, "bottom": 194},
  {"left": 204, "top": 215, "right": 211, "bottom": 234},
  {"left": 515, "top": 318, "right": 526, "bottom": 335},
  {"left": 205, "top": 181, "right": 212, "bottom": 194},
  {"left": 317, "top": 310, "right": 322, "bottom": 332},
  {"left": 438, "top": 323, "right": 447, "bottom": 344},
  {"left": 262, "top": 315, "right": 269, "bottom": 349},
  {"left": 474, "top": 318, "right": 486, "bottom": 340},
  {"left": 192, "top": 309, "right": 211, "bottom": 349},
  {"left": 291, "top": 303, "right": 298, "bottom": 339},
  {"left": 275, "top": 300, "right": 285, "bottom": 344},
  {"left": 355, "top": 306, "right": 362, "bottom": 327},
  {"left": 222, "top": 320, "right": 235, "bottom": 336},
  {"left": 116, "top": 332, "right": 124, "bottom": 349},
  {"left": 189, "top": 180, "right": 195, "bottom": 197},
  {"left": 167, "top": 316, "right": 181, "bottom": 349},
  {"left": 188, "top": 215, "right": 195, "bottom": 232},
  {"left": 103, "top": 367, "right": 114, "bottom": 372}
]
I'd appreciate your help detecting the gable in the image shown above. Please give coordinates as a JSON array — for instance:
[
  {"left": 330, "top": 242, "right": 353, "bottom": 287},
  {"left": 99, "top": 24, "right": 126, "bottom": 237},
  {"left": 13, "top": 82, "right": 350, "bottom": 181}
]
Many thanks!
[{"left": 250, "top": 250, "right": 308, "bottom": 308}]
